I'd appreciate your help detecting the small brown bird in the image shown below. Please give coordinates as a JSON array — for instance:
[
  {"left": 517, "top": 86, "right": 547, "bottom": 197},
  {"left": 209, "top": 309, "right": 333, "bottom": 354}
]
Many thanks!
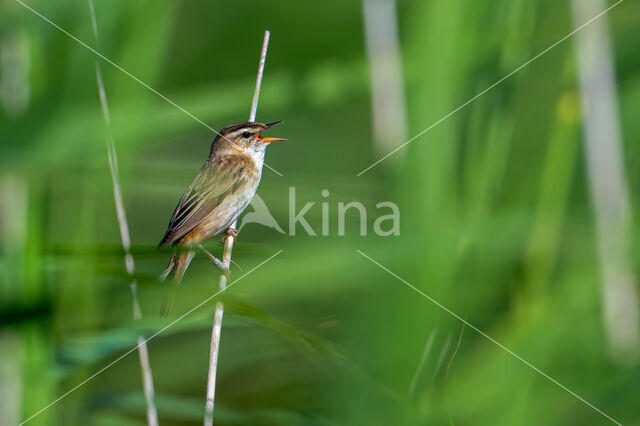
[{"left": 159, "top": 121, "right": 285, "bottom": 287}]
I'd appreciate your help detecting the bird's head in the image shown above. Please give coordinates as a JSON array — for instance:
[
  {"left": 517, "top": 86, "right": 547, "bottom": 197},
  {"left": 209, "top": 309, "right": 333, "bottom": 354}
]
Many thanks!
[{"left": 213, "top": 121, "right": 286, "bottom": 155}]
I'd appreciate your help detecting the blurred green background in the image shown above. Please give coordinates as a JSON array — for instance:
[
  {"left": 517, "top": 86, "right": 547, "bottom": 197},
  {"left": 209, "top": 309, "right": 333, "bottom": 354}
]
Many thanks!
[{"left": 1, "top": 0, "right": 639, "bottom": 425}]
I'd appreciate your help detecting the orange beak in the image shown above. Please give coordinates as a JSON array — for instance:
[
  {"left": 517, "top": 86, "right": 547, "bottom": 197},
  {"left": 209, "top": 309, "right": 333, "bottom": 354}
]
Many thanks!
[{"left": 257, "top": 121, "right": 287, "bottom": 143}]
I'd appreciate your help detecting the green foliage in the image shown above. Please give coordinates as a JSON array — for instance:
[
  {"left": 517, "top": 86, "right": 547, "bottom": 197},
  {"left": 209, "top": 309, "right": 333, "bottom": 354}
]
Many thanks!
[{"left": 1, "top": 0, "right": 639, "bottom": 425}]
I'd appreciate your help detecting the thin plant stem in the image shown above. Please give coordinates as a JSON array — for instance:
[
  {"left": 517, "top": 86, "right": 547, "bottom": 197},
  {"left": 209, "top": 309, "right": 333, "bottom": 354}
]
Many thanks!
[
  {"left": 362, "top": 0, "right": 408, "bottom": 156},
  {"left": 249, "top": 31, "right": 271, "bottom": 122},
  {"left": 204, "top": 30, "right": 271, "bottom": 426},
  {"left": 89, "top": 2, "right": 158, "bottom": 425},
  {"left": 570, "top": 0, "right": 639, "bottom": 363},
  {"left": 408, "top": 328, "right": 437, "bottom": 395}
]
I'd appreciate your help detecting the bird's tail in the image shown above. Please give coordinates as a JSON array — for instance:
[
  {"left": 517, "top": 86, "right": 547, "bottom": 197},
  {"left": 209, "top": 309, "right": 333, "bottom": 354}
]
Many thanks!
[{"left": 159, "top": 247, "right": 195, "bottom": 316}]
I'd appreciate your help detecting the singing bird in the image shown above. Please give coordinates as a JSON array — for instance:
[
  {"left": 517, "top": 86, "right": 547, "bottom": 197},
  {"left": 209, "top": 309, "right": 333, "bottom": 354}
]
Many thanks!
[{"left": 159, "top": 121, "right": 285, "bottom": 285}]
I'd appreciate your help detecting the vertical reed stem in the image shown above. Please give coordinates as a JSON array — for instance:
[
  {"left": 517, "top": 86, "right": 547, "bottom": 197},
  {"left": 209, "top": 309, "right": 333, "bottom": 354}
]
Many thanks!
[
  {"left": 89, "top": 2, "right": 158, "bottom": 425},
  {"left": 571, "top": 0, "right": 639, "bottom": 363},
  {"left": 204, "top": 30, "right": 271, "bottom": 426}
]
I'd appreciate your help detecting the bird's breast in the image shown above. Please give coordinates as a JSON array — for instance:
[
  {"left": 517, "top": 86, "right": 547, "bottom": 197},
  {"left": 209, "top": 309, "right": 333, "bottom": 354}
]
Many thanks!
[{"left": 185, "top": 158, "right": 262, "bottom": 243}]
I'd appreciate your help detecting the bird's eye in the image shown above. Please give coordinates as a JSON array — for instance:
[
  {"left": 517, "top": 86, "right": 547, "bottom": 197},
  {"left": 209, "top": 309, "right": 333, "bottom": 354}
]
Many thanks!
[{"left": 242, "top": 131, "right": 251, "bottom": 138}]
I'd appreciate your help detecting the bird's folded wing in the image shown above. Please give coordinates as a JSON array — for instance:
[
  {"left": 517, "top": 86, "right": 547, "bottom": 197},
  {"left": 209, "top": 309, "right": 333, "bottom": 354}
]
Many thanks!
[{"left": 158, "top": 157, "right": 249, "bottom": 247}]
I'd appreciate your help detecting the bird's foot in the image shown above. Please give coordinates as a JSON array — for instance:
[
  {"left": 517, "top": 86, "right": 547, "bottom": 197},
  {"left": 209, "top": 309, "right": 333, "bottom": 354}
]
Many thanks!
[
  {"left": 199, "top": 245, "right": 229, "bottom": 277},
  {"left": 221, "top": 227, "right": 239, "bottom": 244}
]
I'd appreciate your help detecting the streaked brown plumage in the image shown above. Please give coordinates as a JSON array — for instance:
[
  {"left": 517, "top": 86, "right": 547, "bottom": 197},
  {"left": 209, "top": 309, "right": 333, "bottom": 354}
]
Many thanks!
[{"left": 159, "top": 121, "right": 284, "bottom": 289}]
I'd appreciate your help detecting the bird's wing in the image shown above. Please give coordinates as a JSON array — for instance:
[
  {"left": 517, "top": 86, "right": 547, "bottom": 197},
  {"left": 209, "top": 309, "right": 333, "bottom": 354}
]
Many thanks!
[{"left": 158, "top": 156, "right": 252, "bottom": 247}]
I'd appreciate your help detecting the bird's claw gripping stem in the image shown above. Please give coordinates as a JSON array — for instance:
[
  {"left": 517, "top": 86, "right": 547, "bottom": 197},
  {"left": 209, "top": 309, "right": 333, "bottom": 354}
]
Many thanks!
[{"left": 221, "top": 227, "right": 238, "bottom": 244}]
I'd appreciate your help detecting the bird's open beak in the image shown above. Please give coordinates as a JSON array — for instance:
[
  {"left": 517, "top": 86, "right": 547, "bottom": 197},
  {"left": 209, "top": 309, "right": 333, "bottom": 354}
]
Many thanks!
[{"left": 257, "top": 121, "right": 287, "bottom": 143}]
